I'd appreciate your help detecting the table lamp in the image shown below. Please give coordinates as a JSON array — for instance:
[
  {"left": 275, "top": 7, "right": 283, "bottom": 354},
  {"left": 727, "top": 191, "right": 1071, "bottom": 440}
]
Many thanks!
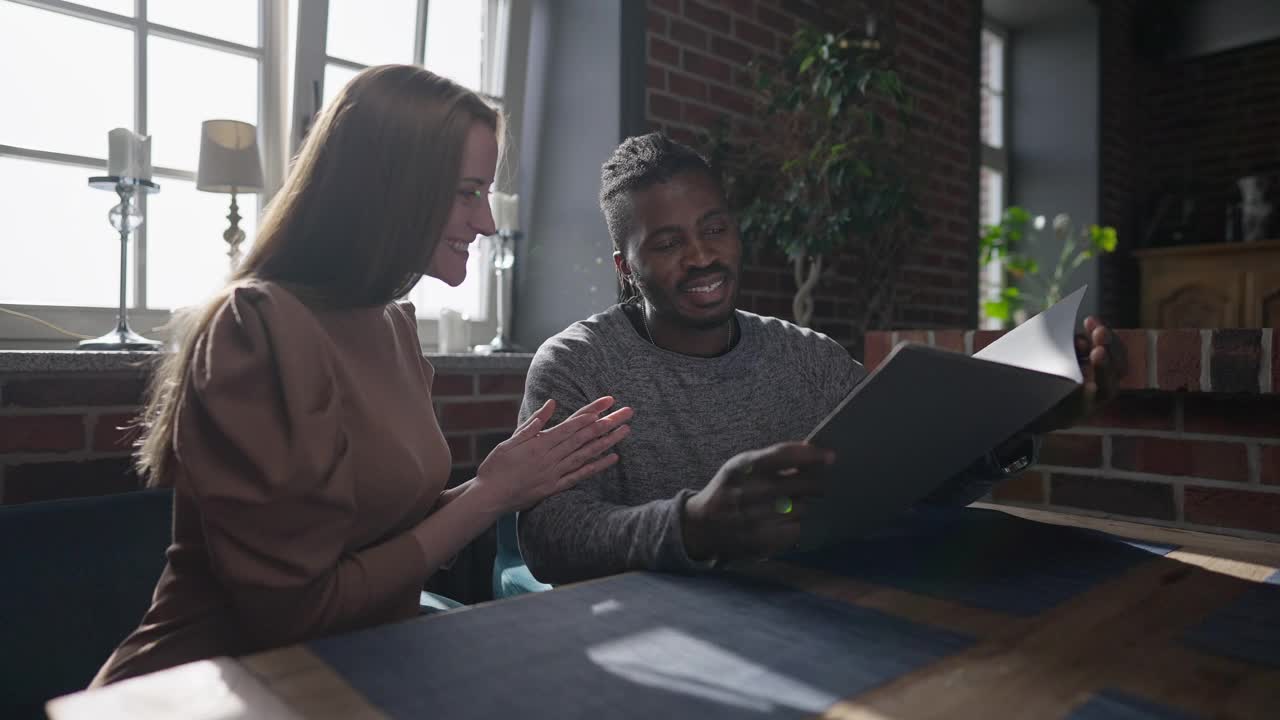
[{"left": 196, "top": 119, "right": 263, "bottom": 268}]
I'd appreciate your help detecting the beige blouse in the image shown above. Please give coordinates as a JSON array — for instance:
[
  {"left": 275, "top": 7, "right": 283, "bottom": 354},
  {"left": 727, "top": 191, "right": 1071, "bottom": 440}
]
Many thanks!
[{"left": 93, "top": 281, "right": 451, "bottom": 686}]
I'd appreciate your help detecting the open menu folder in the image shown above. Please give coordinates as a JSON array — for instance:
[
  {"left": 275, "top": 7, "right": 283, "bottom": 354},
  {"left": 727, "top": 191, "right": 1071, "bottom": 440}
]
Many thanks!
[{"left": 798, "top": 286, "right": 1088, "bottom": 549}]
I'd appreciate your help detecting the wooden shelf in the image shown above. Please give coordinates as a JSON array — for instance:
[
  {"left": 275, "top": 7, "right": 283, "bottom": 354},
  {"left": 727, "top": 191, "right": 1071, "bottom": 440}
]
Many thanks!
[
  {"left": 1136, "top": 239, "right": 1280, "bottom": 328},
  {"left": 1134, "top": 238, "right": 1280, "bottom": 259}
]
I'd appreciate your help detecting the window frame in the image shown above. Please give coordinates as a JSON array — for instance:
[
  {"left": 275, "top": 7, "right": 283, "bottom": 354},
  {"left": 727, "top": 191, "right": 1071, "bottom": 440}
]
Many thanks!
[
  {"left": 1, "top": 0, "right": 517, "bottom": 352},
  {"left": 978, "top": 20, "right": 1011, "bottom": 330}
]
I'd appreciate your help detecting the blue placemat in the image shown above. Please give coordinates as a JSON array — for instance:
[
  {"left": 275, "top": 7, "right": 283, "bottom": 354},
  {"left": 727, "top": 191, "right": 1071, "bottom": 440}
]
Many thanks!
[
  {"left": 784, "top": 507, "right": 1170, "bottom": 616},
  {"left": 1181, "top": 572, "right": 1280, "bottom": 667},
  {"left": 1067, "top": 689, "right": 1200, "bottom": 720},
  {"left": 309, "top": 572, "right": 973, "bottom": 719}
]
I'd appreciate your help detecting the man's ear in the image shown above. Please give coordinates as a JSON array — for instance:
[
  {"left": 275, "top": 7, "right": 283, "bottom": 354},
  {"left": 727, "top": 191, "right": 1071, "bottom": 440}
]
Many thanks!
[{"left": 613, "top": 251, "right": 630, "bottom": 279}]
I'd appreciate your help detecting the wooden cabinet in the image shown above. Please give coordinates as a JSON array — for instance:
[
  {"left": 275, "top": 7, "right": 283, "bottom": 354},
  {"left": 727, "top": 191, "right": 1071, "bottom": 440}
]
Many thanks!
[{"left": 1136, "top": 239, "right": 1280, "bottom": 328}]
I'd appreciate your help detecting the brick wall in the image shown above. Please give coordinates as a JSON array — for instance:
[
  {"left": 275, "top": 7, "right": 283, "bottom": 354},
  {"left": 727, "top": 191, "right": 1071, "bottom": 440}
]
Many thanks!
[
  {"left": 646, "top": 0, "right": 981, "bottom": 353},
  {"left": 865, "top": 328, "right": 1280, "bottom": 540},
  {"left": 0, "top": 364, "right": 527, "bottom": 506},
  {"left": 1099, "top": 0, "right": 1280, "bottom": 325}
]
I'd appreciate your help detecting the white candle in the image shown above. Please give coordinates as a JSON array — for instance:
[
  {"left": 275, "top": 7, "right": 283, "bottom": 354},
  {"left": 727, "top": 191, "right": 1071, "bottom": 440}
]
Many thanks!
[
  {"left": 489, "top": 192, "right": 520, "bottom": 234},
  {"left": 107, "top": 128, "right": 152, "bottom": 180}
]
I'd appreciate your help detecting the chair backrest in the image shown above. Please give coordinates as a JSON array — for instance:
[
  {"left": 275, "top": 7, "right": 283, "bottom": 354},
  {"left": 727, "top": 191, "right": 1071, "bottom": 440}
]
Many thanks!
[{"left": 0, "top": 489, "right": 173, "bottom": 720}]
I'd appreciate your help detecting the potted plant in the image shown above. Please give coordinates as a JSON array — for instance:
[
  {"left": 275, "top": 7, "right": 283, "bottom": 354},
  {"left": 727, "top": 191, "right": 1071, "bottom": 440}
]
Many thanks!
[
  {"left": 707, "top": 23, "right": 922, "bottom": 330},
  {"left": 978, "top": 206, "right": 1118, "bottom": 325}
]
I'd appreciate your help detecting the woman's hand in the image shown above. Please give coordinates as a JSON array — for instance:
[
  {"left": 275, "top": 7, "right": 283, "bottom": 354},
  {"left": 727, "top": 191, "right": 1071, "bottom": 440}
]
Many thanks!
[{"left": 471, "top": 397, "right": 633, "bottom": 515}]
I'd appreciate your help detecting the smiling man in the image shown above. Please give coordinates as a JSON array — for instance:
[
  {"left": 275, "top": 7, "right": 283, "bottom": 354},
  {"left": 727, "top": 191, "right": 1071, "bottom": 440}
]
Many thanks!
[{"left": 510, "top": 133, "right": 1118, "bottom": 586}]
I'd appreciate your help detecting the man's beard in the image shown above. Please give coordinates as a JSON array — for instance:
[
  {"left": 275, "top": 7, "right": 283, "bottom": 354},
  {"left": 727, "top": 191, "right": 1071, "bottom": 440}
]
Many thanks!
[{"left": 635, "top": 268, "right": 737, "bottom": 330}]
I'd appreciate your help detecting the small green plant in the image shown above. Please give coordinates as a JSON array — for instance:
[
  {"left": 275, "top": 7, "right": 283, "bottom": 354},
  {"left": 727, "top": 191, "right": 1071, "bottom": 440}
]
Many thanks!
[{"left": 979, "top": 206, "right": 1118, "bottom": 323}]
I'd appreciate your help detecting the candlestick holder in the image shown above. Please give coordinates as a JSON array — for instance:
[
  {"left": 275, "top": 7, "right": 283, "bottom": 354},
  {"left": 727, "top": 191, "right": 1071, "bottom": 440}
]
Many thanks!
[
  {"left": 80, "top": 176, "right": 162, "bottom": 351},
  {"left": 475, "top": 230, "right": 525, "bottom": 354}
]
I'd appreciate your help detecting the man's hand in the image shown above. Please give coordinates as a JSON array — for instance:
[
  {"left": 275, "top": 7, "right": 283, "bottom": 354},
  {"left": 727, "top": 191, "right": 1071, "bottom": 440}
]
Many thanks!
[
  {"left": 681, "top": 442, "right": 834, "bottom": 564},
  {"left": 1029, "top": 316, "right": 1126, "bottom": 434}
]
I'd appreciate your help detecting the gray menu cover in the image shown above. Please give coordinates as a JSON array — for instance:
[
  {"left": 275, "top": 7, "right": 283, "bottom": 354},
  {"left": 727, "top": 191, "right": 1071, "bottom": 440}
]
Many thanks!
[{"left": 799, "top": 287, "right": 1088, "bottom": 549}]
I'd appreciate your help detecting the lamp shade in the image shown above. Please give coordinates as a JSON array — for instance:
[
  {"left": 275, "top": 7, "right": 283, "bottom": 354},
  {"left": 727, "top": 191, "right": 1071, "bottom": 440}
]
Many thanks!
[{"left": 196, "top": 119, "right": 264, "bottom": 193}]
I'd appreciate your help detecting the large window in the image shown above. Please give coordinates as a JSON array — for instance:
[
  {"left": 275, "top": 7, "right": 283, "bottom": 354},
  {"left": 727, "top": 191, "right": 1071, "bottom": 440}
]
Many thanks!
[
  {"left": 978, "top": 24, "right": 1009, "bottom": 330},
  {"left": 0, "top": 0, "right": 509, "bottom": 347}
]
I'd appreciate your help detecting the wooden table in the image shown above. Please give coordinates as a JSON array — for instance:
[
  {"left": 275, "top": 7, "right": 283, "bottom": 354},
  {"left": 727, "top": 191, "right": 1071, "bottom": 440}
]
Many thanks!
[{"left": 48, "top": 506, "right": 1280, "bottom": 719}]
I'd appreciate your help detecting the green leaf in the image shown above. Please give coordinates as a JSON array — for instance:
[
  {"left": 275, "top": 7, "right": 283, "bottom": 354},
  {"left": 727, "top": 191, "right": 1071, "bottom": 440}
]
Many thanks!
[
  {"left": 984, "top": 300, "right": 1011, "bottom": 321},
  {"left": 799, "top": 55, "right": 815, "bottom": 74},
  {"left": 1001, "top": 285, "right": 1021, "bottom": 299}
]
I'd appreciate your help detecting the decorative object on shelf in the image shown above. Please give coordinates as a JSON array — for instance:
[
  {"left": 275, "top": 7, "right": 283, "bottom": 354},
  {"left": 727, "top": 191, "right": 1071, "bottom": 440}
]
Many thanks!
[
  {"left": 475, "top": 192, "right": 524, "bottom": 354},
  {"left": 80, "top": 128, "right": 162, "bottom": 351},
  {"left": 979, "top": 206, "right": 1119, "bottom": 327},
  {"left": 197, "top": 119, "right": 263, "bottom": 268},
  {"left": 1238, "top": 175, "right": 1274, "bottom": 243}
]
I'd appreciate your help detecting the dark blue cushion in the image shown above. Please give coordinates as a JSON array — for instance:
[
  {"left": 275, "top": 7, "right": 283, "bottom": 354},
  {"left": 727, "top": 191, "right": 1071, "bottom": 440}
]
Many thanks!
[{"left": 0, "top": 489, "right": 172, "bottom": 719}]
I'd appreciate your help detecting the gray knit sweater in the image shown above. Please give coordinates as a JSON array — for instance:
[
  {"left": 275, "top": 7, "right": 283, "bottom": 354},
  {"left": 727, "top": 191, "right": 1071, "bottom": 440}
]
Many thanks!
[{"left": 516, "top": 305, "right": 1003, "bottom": 584}]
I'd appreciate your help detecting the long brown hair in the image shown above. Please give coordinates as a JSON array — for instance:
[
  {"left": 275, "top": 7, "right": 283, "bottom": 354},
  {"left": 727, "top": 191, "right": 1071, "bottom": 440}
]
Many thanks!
[{"left": 138, "top": 65, "right": 500, "bottom": 485}]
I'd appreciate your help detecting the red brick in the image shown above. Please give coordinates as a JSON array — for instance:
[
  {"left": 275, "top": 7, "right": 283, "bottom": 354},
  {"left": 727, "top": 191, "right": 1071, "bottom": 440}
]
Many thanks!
[
  {"left": 1082, "top": 393, "right": 1176, "bottom": 431},
  {"left": 650, "top": 36, "right": 680, "bottom": 66},
  {"left": 668, "top": 70, "right": 708, "bottom": 101},
  {"left": 433, "top": 374, "right": 473, "bottom": 397},
  {"left": 708, "top": 83, "right": 753, "bottom": 115},
  {"left": 741, "top": 268, "right": 780, "bottom": 292},
  {"left": 3, "top": 457, "right": 140, "bottom": 505},
  {"left": 669, "top": 19, "right": 708, "bottom": 50},
  {"left": 1039, "top": 433, "right": 1103, "bottom": 469},
  {"left": 683, "top": 49, "right": 732, "bottom": 84},
  {"left": 477, "top": 374, "right": 526, "bottom": 396},
  {"left": 0, "top": 415, "right": 84, "bottom": 453},
  {"left": 92, "top": 412, "right": 141, "bottom": 453},
  {"left": 668, "top": 125, "right": 700, "bottom": 147},
  {"left": 683, "top": 100, "right": 724, "bottom": 128},
  {"left": 733, "top": 17, "right": 775, "bottom": 51},
  {"left": 1183, "top": 395, "right": 1280, "bottom": 438},
  {"left": 933, "top": 330, "right": 965, "bottom": 354},
  {"left": 445, "top": 434, "right": 472, "bottom": 465},
  {"left": 1112, "top": 329, "right": 1148, "bottom": 391},
  {"left": 1209, "top": 329, "right": 1261, "bottom": 394},
  {"left": 757, "top": 5, "right": 796, "bottom": 35},
  {"left": 711, "top": 35, "right": 754, "bottom": 65},
  {"left": 1111, "top": 436, "right": 1249, "bottom": 483},
  {"left": 647, "top": 8, "right": 667, "bottom": 35},
  {"left": 650, "top": 0, "right": 679, "bottom": 13},
  {"left": 439, "top": 400, "right": 521, "bottom": 431},
  {"left": 973, "top": 330, "right": 1005, "bottom": 352},
  {"left": 1263, "top": 445, "right": 1280, "bottom": 486},
  {"left": 647, "top": 65, "right": 666, "bottom": 90},
  {"left": 649, "top": 91, "right": 682, "bottom": 122},
  {"left": 1184, "top": 487, "right": 1280, "bottom": 535},
  {"left": 1050, "top": 474, "right": 1176, "bottom": 521},
  {"left": 1155, "top": 329, "right": 1201, "bottom": 391},
  {"left": 684, "top": 0, "right": 730, "bottom": 33},
  {"left": 863, "top": 332, "right": 891, "bottom": 370},
  {"left": 2, "top": 375, "right": 147, "bottom": 408},
  {"left": 992, "top": 471, "right": 1046, "bottom": 504},
  {"left": 896, "top": 330, "right": 929, "bottom": 347}
]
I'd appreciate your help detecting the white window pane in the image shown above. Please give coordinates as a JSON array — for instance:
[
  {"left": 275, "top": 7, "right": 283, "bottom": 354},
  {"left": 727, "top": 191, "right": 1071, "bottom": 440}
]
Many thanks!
[
  {"left": 410, "top": 241, "right": 489, "bottom": 320},
  {"left": 326, "top": 0, "right": 416, "bottom": 66},
  {"left": 146, "top": 178, "right": 257, "bottom": 310},
  {"left": 0, "top": 157, "right": 136, "bottom": 307},
  {"left": 148, "top": 36, "right": 258, "bottom": 171},
  {"left": 981, "top": 88, "right": 1004, "bottom": 149},
  {"left": 0, "top": 2, "right": 133, "bottom": 159},
  {"left": 982, "top": 29, "right": 1004, "bottom": 92},
  {"left": 323, "top": 63, "right": 362, "bottom": 110},
  {"left": 70, "top": 0, "right": 133, "bottom": 16},
  {"left": 980, "top": 166, "right": 1004, "bottom": 228},
  {"left": 148, "top": 0, "right": 260, "bottom": 48},
  {"left": 424, "top": 0, "right": 484, "bottom": 91}
]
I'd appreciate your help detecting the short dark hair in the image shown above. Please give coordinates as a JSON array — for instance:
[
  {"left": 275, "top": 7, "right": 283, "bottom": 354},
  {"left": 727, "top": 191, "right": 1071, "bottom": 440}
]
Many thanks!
[{"left": 599, "top": 132, "right": 719, "bottom": 254}]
